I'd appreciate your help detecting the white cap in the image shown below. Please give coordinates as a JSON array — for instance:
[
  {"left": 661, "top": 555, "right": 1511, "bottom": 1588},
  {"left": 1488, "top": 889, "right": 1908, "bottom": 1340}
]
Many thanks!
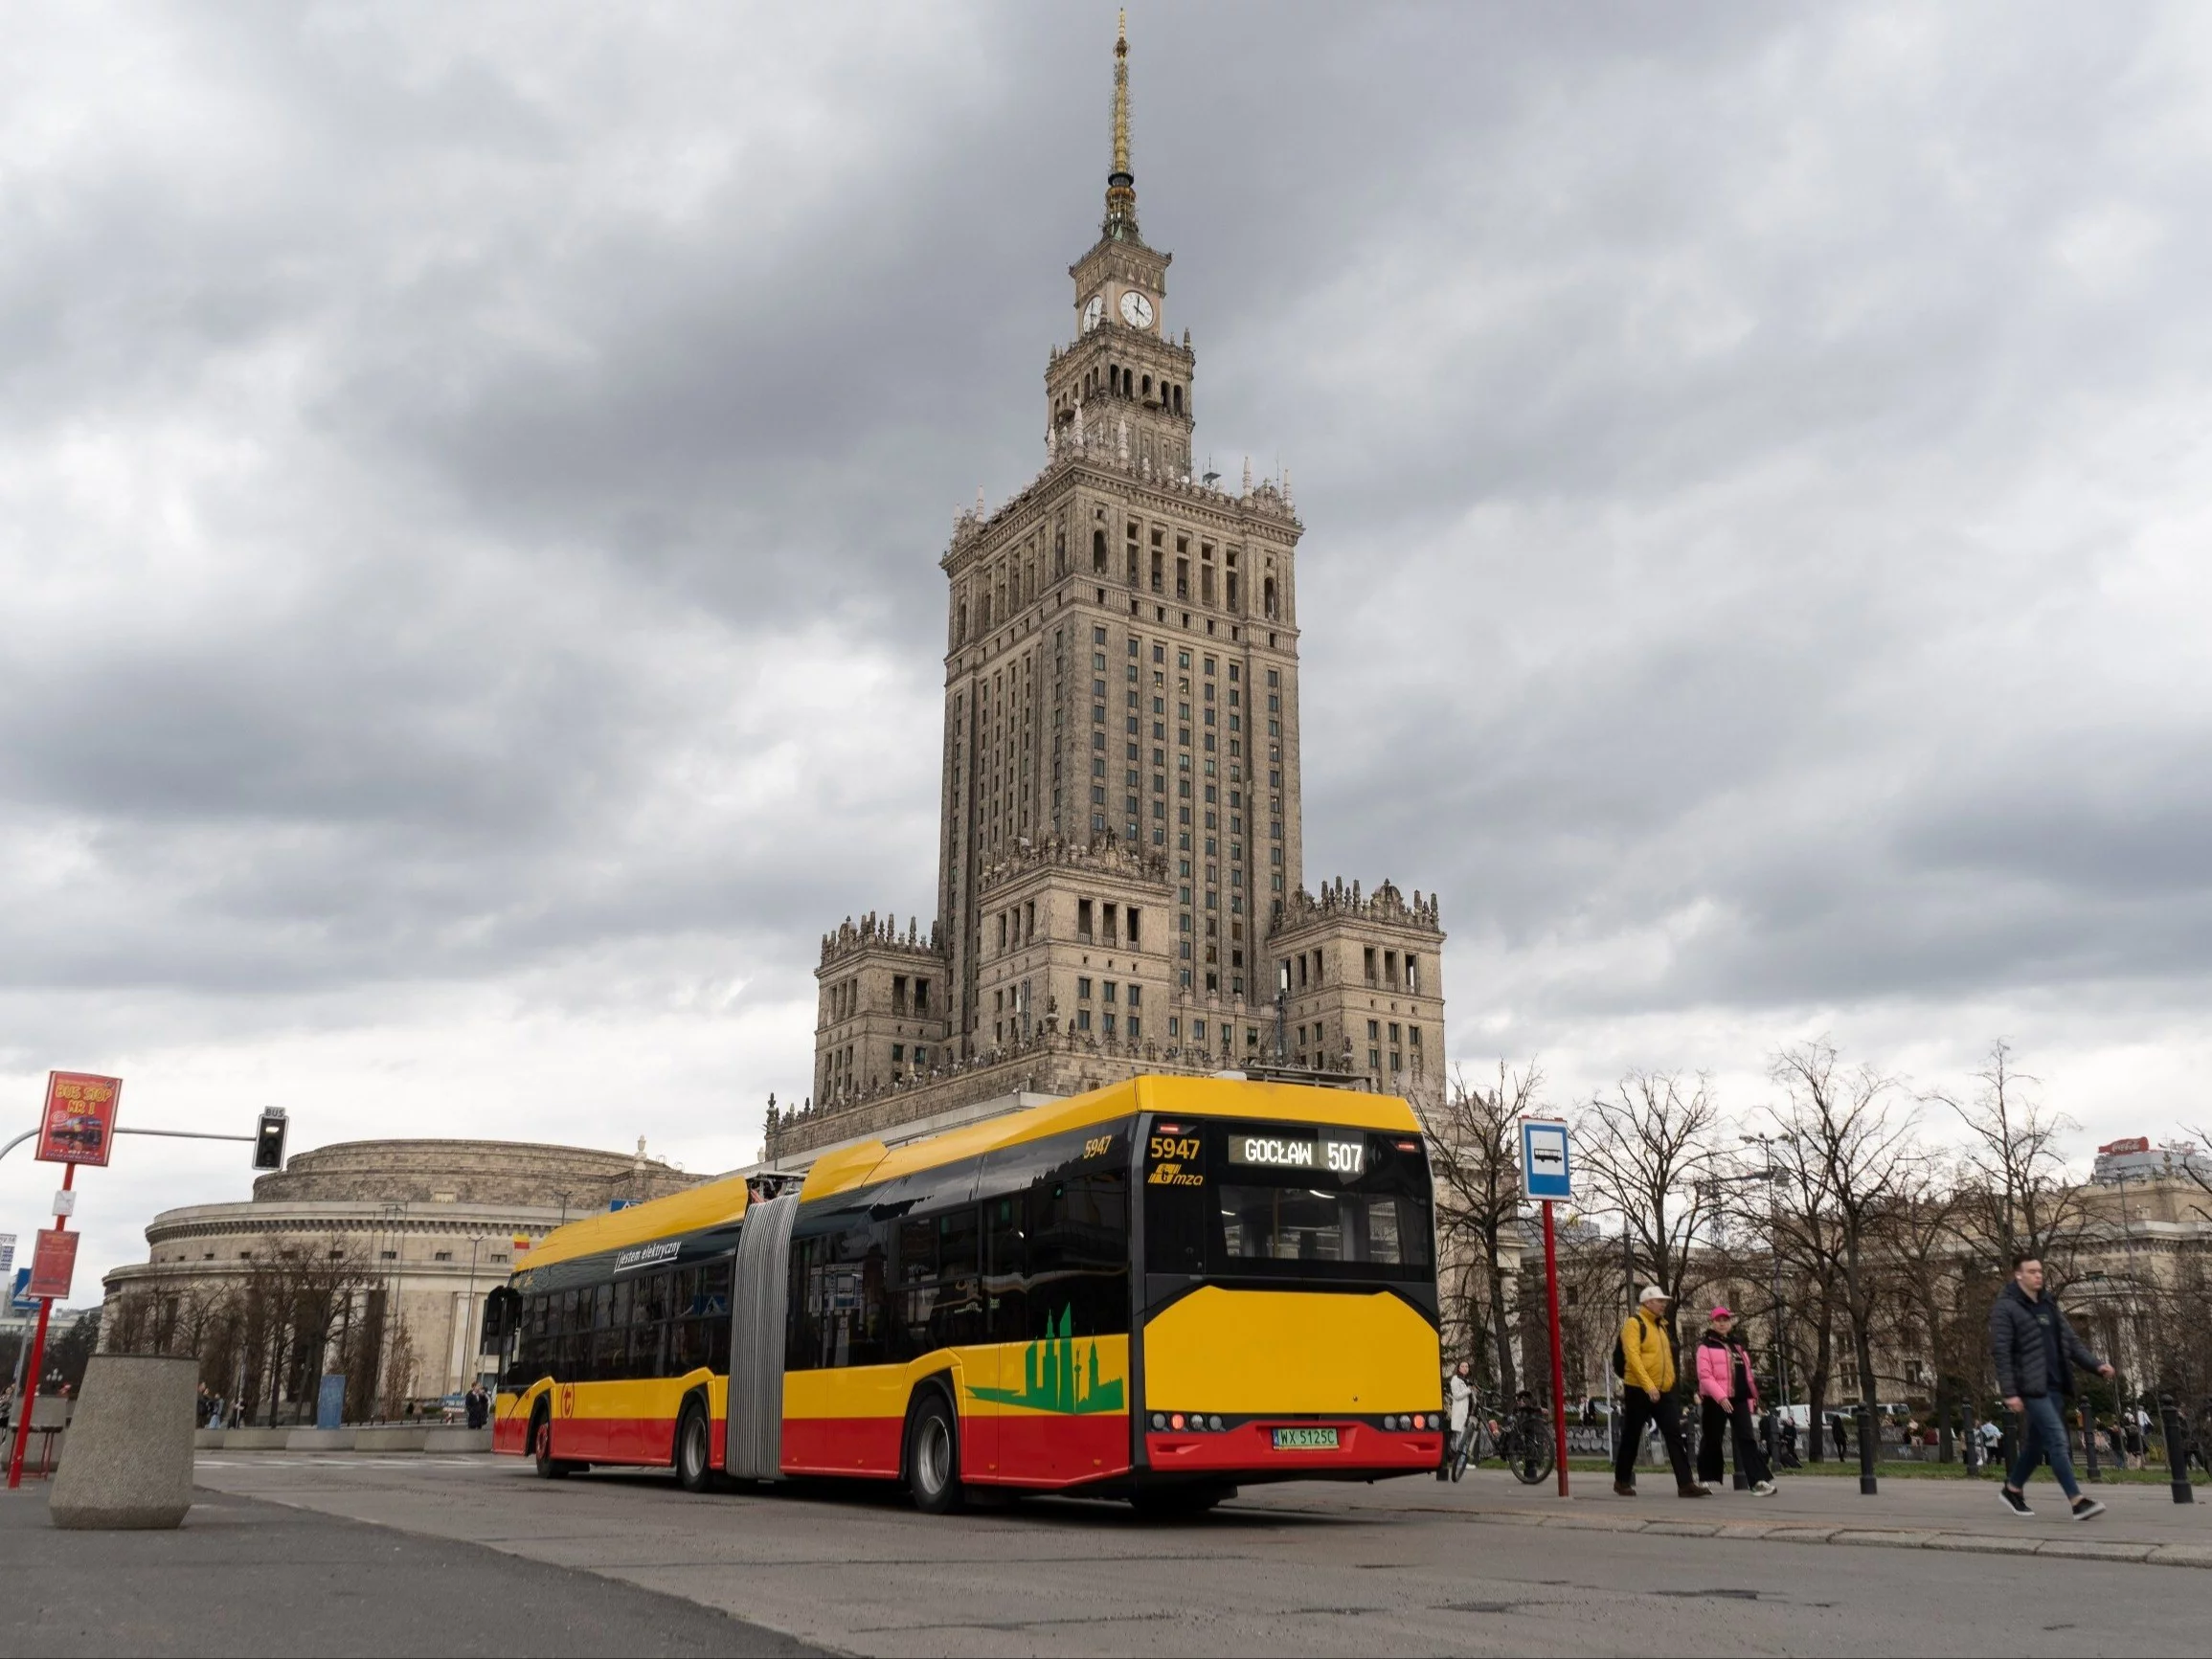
[{"left": 1638, "top": 1285, "right": 1670, "bottom": 1305}]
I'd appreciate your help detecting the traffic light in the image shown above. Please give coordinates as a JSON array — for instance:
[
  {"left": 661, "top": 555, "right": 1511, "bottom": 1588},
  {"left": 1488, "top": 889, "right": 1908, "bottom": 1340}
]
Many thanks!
[{"left": 252, "top": 1108, "right": 288, "bottom": 1171}]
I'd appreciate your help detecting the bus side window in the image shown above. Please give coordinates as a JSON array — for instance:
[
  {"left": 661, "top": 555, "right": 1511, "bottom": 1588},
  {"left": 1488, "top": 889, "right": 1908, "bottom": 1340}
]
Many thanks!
[
  {"left": 984, "top": 1196, "right": 1027, "bottom": 1345},
  {"left": 786, "top": 1238, "right": 823, "bottom": 1369},
  {"left": 1027, "top": 1159, "right": 1130, "bottom": 1340},
  {"left": 591, "top": 1282, "right": 622, "bottom": 1382},
  {"left": 633, "top": 1271, "right": 670, "bottom": 1379},
  {"left": 557, "top": 1289, "right": 584, "bottom": 1380}
]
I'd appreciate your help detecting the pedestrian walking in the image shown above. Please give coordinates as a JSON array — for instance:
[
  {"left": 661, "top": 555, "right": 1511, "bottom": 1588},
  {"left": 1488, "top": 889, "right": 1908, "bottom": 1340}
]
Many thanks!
[
  {"left": 207, "top": 1391, "right": 225, "bottom": 1430},
  {"left": 465, "top": 1381, "right": 490, "bottom": 1431},
  {"left": 1695, "top": 1310, "right": 1777, "bottom": 1495},
  {"left": 2123, "top": 1418, "right": 2145, "bottom": 1470},
  {"left": 1832, "top": 1412, "right": 1848, "bottom": 1459},
  {"left": 1437, "top": 1361, "right": 1472, "bottom": 1480},
  {"left": 1990, "top": 1253, "right": 2115, "bottom": 1521},
  {"left": 1612, "top": 1286, "right": 1705, "bottom": 1499}
]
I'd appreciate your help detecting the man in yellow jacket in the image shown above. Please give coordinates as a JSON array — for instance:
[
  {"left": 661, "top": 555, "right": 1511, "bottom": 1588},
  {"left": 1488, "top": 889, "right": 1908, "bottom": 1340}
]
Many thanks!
[{"left": 1612, "top": 1285, "right": 1707, "bottom": 1498}]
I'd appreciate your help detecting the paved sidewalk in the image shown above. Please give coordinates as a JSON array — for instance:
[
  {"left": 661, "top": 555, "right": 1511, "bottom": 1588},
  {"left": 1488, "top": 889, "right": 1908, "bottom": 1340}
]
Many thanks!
[{"left": 1233, "top": 1466, "right": 2212, "bottom": 1568}]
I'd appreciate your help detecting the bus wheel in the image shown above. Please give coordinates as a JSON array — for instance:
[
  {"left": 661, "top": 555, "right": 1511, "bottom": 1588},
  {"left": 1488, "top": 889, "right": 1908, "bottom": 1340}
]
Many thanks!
[
  {"left": 532, "top": 1410, "right": 571, "bottom": 1481},
  {"left": 906, "top": 1392, "right": 964, "bottom": 1515},
  {"left": 675, "top": 1399, "right": 713, "bottom": 1494}
]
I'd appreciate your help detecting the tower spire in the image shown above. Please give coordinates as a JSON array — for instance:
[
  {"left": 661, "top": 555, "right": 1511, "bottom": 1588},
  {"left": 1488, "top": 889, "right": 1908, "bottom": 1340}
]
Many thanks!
[{"left": 1104, "top": 10, "right": 1138, "bottom": 238}]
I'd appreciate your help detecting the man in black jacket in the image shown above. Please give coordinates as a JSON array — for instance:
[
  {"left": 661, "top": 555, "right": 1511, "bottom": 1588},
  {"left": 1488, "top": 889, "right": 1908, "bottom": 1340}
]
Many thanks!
[{"left": 1990, "top": 1254, "right": 2114, "bottom": 1520}]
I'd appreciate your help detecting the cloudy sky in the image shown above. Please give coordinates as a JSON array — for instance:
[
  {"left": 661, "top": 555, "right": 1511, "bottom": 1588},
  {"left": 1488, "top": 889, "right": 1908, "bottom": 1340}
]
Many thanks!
[{"left": 6, "top": 2, "right": 2210, "bottom": 1287}]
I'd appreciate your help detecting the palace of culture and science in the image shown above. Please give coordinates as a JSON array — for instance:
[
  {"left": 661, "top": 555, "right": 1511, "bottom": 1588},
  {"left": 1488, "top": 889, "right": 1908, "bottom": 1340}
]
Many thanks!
[{"left": 763, "top": 20, "right": 1445, "bottom": 1160}]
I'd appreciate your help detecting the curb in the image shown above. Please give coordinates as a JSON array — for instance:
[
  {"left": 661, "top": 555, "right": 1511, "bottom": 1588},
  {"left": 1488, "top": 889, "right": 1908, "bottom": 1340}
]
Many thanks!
[{"left": 1369, "top": 1502, "right": 2212, "bottom": 1571}]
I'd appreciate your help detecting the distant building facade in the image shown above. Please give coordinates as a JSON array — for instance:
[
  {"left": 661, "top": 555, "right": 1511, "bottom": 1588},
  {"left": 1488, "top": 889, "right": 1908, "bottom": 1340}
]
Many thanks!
[
  {"left": 2090, "top": 1136, "right": 2209, "bottom": 1186},
  {"left": 101, "top": 1138, "right": 700, "bottom": 1411},
  {"left": 772, "top": 20, "right": 1446, "bottom": 1161}
]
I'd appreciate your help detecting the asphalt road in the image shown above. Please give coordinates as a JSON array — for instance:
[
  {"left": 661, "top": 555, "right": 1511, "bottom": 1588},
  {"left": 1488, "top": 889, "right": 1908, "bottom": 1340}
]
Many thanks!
[
  {"left": 170, "top": 1455, "right": 2212, "bottom": 1657},
  {"left": 0, "top": 1482, "right": 816, "bottom": 1659}
]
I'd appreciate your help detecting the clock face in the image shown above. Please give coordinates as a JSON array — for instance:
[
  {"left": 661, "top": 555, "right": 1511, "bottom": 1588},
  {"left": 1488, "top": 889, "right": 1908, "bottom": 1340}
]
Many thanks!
[
  {"left": 1082, "top": 295, "right": 1104, "bottom": 332},
  {"left": 1118, "top": 290, "right": 1155, "bottom": 329}
]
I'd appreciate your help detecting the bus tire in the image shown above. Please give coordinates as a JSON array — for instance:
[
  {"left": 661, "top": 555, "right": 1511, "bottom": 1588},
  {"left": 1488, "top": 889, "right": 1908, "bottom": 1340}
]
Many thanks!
[
  {"left": 905, "top": 1390, "right": 964, "bottom": 1515},
  {"left": 531, "top": 1405, "right": 574, "bottom": 1480},
  {"left": 674, "top": 1397, "right": 714, "bottom": 1494}
]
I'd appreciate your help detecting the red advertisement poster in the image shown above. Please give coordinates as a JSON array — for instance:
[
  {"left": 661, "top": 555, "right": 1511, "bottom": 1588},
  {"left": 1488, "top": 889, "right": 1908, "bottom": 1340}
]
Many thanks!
[
  {"left": 35, "top": 1071, "right": 122, "bottom": 1167},
  {"left": 27, "top": 1229, "right": 79, "bottom": 1301}
]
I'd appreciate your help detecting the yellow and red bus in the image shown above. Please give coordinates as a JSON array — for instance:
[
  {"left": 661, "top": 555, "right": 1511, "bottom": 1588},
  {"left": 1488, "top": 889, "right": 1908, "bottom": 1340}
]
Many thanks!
[{"left": 485, "top": 1074, "right": 1442, "bottom": 1513}]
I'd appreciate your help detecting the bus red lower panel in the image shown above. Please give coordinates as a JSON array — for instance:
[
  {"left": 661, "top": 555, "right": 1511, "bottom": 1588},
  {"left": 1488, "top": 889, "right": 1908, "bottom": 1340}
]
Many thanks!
[
  {"left": 555, "top": 1415, "right": 676, "bottom": 1468},
  {"left": 780, "top": 1415, "right": 905, "bottom": 1478},
  {"left": 991, "top": 1414, "right": 1131, "bottom": 1487},
  {"left": 1145, "top": 1423, "right": 1437, "bottom": 1476},
  {"left": 494, "top": 1415, "right": 528, "bottom": 1455}
]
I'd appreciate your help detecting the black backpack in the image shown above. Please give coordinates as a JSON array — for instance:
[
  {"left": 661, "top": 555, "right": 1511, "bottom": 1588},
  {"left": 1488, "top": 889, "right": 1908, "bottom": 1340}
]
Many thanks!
[{"left": 1611, "top": 1312, "right": 1648, "bottom": 1379}]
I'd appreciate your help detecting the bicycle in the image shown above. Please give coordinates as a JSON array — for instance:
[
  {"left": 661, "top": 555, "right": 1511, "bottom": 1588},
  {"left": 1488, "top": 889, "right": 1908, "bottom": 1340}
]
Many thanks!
[{"left": 1446, "top": 1392, "right": 1556, "bottom": 1486}]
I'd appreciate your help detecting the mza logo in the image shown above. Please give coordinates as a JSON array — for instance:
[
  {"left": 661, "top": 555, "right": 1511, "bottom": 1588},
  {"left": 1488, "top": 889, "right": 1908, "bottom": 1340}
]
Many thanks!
[{"left": 1147, "top": 1133, "right": 1204, "bottom": 1186}]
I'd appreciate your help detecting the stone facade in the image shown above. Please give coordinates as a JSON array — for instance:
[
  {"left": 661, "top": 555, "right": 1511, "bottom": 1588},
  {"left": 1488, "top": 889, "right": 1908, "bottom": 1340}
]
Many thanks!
[
  {"left": 102, "top": 1138, "right": 701, "bottom": 1407},
  {"left": 784, "top": 19, "right": 1446, "bottom": 1157}
]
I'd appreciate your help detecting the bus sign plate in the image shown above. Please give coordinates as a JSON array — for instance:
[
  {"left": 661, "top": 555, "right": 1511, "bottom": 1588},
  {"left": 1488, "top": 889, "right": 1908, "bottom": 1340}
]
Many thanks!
[{"left": 1272, "top": 1425, "right": 1339, "bottom": 1451}]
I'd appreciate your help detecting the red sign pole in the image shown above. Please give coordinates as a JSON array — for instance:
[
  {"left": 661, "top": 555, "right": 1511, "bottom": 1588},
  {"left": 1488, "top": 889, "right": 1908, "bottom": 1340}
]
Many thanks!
[
  {"left": 1542, "top": 1197, "right": 1570, "bottom": 1498},
  {"left": 8, "top": 1163, "right": 72, "bottom": 1491}
]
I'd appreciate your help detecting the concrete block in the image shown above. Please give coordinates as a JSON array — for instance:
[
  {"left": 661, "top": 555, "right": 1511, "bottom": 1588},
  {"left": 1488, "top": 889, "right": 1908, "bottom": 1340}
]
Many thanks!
[
  {"left": 192, "top": 1429, "right": 225, "bottom": 1450},
  {"left": 354, "top": 1426, "right": 430, "bottom": 1452},
  {"left": 1538, "top": 1512, "right": 1649, "bottom": 1533},
  {"left": 1760, "top": 1526, "right": 1840, "bottom": 1545},
  {"left": 423, "top": 1426, "right": 493, "bottom": 1453},
  {"left": 2147, "top": 1543, "right": 2212, "bottom": 1569},
  {"left": 2038, "top": 1538, "right": 2156, "bottom": 1562},
  {"left": 222, "top": 1428, "right": 291, "bottom": 1450},
  {"left": 285, "top": 1428, "right": 356, "bottom": 1451},
  {"left": 1923, "top": 1533, "right": 2042, "bottom": 1556},
  {"left": 48, "top": 1354, "right": 196, "bottom": 1530},
  {"left": 1640, "top": 1519, "right": 1721, "bottom": 1537},
  {"left": 1829, "top": 1529, "right": 1933, "bottom": 1549}
]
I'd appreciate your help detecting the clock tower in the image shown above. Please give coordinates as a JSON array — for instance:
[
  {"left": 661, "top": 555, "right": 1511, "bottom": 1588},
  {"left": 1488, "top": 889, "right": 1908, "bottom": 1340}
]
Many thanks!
[
  {"left": 780, "top": 11, "right": 1449, "bottom": 1161},
  {"left": 1049, "top": 11, "right": 1193, "bottom": 485}
]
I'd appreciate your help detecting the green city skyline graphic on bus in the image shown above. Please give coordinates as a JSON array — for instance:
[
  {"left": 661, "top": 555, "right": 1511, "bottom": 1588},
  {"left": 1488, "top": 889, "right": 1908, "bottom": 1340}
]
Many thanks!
[{"left": 968, "top": 1308, "right": 1125, "bottom": 1415}]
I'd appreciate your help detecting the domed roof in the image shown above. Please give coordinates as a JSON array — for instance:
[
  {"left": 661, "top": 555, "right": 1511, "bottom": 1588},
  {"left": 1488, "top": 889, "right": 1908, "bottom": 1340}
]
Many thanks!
[{"left": 249, "top": 1138, "right": 697, "bottom": 1210}]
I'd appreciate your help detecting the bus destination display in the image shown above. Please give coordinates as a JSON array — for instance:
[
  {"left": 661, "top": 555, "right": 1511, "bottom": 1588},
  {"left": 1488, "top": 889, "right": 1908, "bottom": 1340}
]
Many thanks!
[{"left": 1226, "top": 1132, "right": 1365, "bottom": 1176}]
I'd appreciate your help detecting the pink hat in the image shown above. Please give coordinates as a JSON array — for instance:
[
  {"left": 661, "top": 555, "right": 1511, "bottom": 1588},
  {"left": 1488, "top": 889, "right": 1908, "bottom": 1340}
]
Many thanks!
[{"left": 1709, "top": 1307, "right": 1734, "bottom": 1320}]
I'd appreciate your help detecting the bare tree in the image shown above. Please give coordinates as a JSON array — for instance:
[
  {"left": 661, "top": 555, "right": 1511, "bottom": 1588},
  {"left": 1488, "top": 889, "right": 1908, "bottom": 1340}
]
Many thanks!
[
  {"left": 1577, "top": 1070, "right": 1723, "bottom": 1324},
  {"left": 1933, "top": 1041, "right": 2089, "bottom": 1277},
  {"left": 1427, "top": 1063, "right": 1546, "bottom": 1395},
  {"left": 1768, "top": 1039, "right": 1920, "bottom": 1472},
  {"left": 1876, "top": 1158, "right": 1968, "bottom": 1458}
]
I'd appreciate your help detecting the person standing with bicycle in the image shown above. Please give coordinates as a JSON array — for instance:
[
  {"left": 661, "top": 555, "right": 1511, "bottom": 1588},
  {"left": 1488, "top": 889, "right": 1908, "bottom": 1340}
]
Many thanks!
[
  {"left": 1613, "top": 1286, "right": 1705, "bottom": 1499},
  {"left": 1439, "top": 1360, "right": 1473, "bottom": 1481},
  {"left": 1694, "top": 1309, "right": 1776, "bottom": 1495}
]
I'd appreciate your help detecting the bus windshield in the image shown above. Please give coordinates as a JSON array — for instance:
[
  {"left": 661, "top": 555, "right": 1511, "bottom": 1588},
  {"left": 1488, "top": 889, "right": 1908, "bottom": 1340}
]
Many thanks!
[{"left": 1144, "top": 1117, "right": 1433, "bottom": 1284}]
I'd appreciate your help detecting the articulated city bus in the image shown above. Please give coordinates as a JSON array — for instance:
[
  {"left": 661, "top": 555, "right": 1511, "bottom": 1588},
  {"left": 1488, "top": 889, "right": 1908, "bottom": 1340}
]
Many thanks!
[{"left": 485, "top": 1074, "right": 1442, "bottom": 1513}]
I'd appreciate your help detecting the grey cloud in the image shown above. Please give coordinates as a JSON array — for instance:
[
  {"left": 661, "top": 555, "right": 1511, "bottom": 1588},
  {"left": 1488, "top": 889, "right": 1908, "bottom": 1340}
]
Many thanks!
[{"left": 1, "top": 0, "right": 2208, "bottom": 1255}]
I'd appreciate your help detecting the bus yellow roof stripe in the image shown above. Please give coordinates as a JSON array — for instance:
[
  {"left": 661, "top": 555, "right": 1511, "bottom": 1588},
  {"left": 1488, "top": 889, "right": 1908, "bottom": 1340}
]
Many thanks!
[
  {"left": 799, "top": 1074, "right": 1420, "bottom": 1203},
  {"left": 522, "top": 1172, "right": 752, "bottom": 1270}
]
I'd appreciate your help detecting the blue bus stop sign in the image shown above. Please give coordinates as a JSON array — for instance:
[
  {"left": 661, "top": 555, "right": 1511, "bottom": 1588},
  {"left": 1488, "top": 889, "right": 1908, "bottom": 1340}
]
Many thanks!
[
  {"left": 1520, "top": 1119, "right": 1573, "bottom": 1202},
  {"left": 9, "top": 1268, "right": 34, "bottom": 1316}
]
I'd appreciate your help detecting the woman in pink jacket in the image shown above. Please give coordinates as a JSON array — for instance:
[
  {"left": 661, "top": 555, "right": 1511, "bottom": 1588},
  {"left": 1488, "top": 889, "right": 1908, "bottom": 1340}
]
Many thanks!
[{"left": 1696, "top": 1309, "right": 1776, "bottom": 1494}]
